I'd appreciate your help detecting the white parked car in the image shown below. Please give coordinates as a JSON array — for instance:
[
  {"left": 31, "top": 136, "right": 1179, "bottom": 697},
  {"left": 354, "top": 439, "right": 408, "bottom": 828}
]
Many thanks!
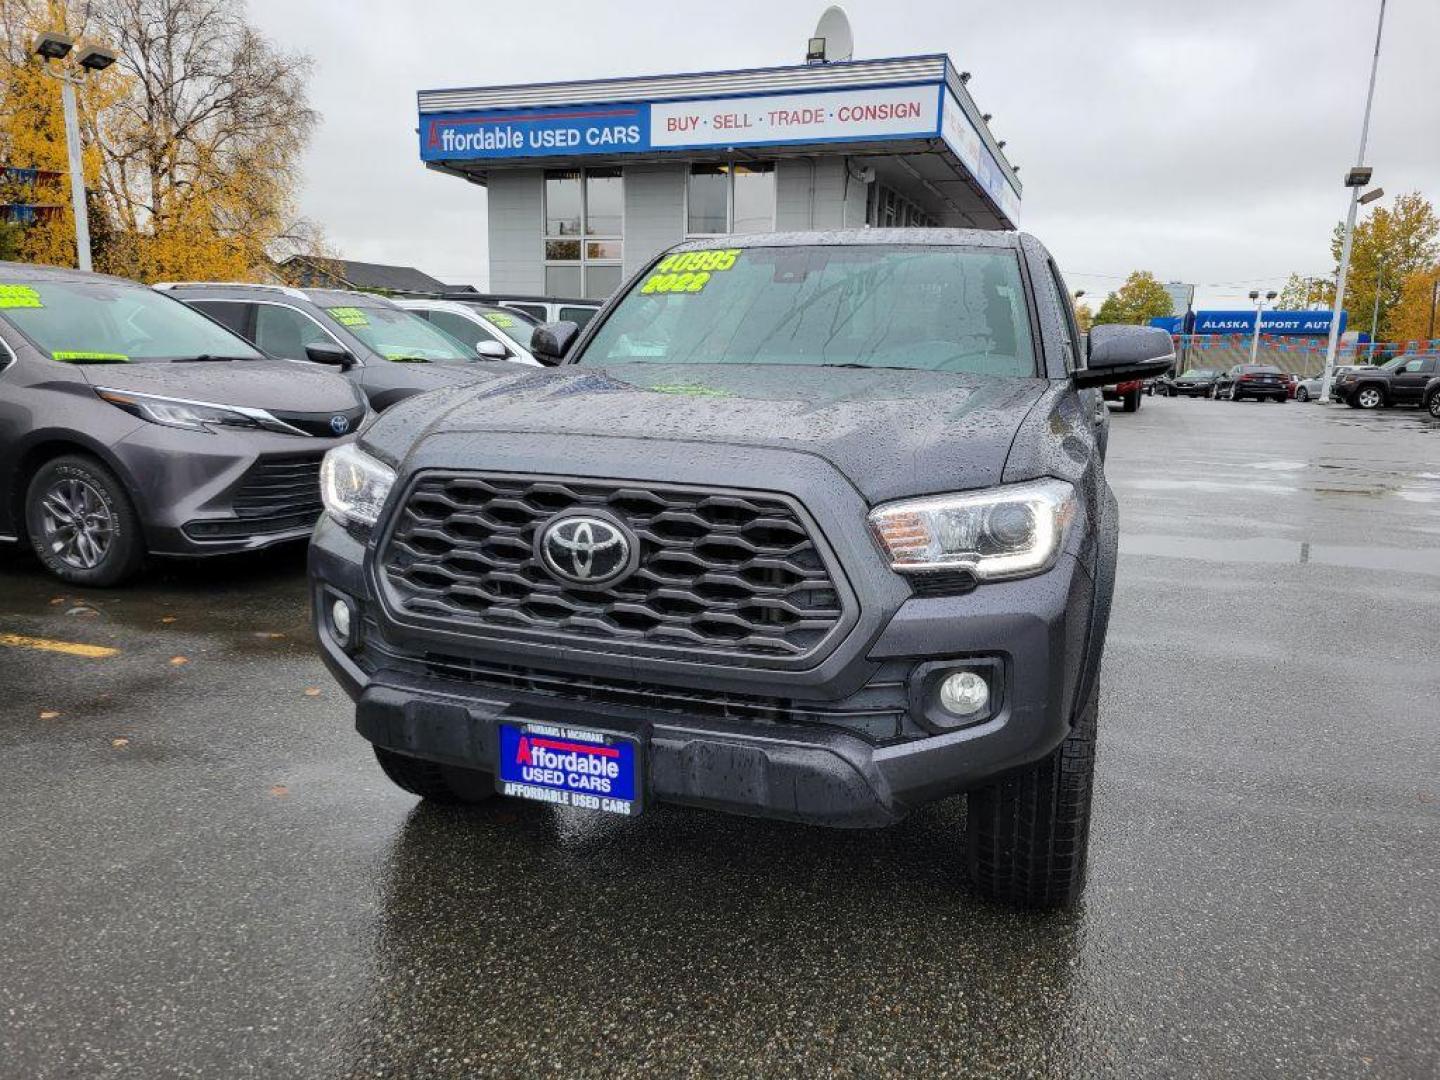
[
  {"left": 1294, "top": 364, "right": 1374, "bottom": 401},
  {"left": 394, "top": 299, "right": 545, "bottom": 366}
]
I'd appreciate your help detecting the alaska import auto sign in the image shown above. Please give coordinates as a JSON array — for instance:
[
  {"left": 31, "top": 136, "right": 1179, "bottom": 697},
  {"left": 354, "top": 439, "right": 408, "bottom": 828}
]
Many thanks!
[{"left": 420, "top": 84, "right": 941, "bottom": 161}]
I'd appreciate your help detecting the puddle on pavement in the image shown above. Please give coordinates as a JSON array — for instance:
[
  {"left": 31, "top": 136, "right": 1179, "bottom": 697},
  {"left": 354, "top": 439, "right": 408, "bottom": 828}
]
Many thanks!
[
  {"left": 1116, "top": 478, "right": 1300, "bottom": 496},
  {"left": 1121, "top": 534, "right": 1440, "bottom": 577}
]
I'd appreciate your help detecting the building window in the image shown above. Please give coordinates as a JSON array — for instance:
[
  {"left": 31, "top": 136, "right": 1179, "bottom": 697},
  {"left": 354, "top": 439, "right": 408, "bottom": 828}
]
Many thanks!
[
  {"left": 686, "top": 162, "right": 775, "bottom": 236},
  {"left": 544, "top": 168, "right": 623, "bottom": 298},
  {"left": 866, "top": 183, "right": 935, "bottom": 229}
]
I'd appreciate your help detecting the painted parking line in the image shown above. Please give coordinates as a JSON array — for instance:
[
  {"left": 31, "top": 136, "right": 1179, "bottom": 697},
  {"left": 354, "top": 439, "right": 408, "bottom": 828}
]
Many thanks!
[{"left": 0, "top": 633, "right": 119, "bottom": 659}]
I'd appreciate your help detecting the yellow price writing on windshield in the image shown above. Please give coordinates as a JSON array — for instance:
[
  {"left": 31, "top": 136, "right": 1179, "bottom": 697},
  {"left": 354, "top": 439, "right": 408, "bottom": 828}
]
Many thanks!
[
  {"left": 640, "top": 249, "right": 742, "bottom": 295},
  {"left": 53, "top": 351, "right": 129, "bottom": 362},
  {"left": 0, "top": 284, "right": 42, "bottom": 309},
  {"left": 327, "top": 306, "right": 369, "bottom": 327},
  {"left": 641, "top": 271, "right": 710, "bottom": 295},
  {"left": 654, "top": 249, "right": 740, "bottom": 274}
]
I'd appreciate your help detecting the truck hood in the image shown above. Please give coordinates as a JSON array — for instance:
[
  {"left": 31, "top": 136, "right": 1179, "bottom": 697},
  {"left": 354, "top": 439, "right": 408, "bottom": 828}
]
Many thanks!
[
  {"left": 79, "top": 359, "right": 361, "bottom": 412},
  {"left": 376, "top": 363, "right": 1048, "bottom": 503}
]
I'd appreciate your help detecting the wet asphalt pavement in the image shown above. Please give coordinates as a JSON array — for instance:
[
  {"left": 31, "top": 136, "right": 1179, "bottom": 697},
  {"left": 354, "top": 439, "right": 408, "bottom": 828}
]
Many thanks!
[{"left": 2, "top": 397, "right": 1438, "bottom": 1078}]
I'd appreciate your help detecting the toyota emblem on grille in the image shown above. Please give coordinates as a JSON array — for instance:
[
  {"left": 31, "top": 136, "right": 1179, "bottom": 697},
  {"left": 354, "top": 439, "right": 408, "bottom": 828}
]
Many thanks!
[
  {"left": 329, "top": 413, "right": 351, "bottom": 435},
  {"left": 538, "top": 513, "right": 634, "bottom": 587}
]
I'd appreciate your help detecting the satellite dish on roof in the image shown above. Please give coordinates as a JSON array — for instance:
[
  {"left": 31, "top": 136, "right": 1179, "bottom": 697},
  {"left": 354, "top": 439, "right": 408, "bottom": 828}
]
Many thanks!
[{"left": 807, "top": 6, "right": 854, "bottom": 64}]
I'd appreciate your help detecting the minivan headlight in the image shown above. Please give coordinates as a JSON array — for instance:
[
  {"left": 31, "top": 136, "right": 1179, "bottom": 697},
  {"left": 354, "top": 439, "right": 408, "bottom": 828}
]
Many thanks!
[
  {"left": 868, "top": 479, "right": 1076, "bottom": 581},
  {"left": 320, "top": 443, "right": 395, "bottom": 528},
  {"left": 96, "top": 388, "right": 274, "bottom": 433}
]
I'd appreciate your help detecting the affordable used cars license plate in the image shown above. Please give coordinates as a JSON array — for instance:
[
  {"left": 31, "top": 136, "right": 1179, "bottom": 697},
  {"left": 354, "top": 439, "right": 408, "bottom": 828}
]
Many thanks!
[{"left": 497, "top": 722, "right": 641, "bottom": 816}]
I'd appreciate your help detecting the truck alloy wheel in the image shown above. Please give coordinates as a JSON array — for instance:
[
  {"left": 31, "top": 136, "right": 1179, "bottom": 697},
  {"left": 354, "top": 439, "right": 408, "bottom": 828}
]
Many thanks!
[{"left": 1356, "top": 387, "right": 1383, "bottom": 409}]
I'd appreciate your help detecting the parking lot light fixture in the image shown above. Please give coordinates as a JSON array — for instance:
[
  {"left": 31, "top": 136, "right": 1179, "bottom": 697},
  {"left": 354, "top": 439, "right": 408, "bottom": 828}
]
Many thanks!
[
  {"left": 75, "top": 45, "right": 117, "bottom": 72},
  {"left": 31, "top": 30, "right": 117, "bottom": 273},
  {"left": 1321, "top": 0, "right": 1388, "bottom": 405},
  {"left": 1248, "top": 289, "right": 1277, "bottom": 365},
  {"left": 33, "top": 30, "right": 73, "bottom": 60}
]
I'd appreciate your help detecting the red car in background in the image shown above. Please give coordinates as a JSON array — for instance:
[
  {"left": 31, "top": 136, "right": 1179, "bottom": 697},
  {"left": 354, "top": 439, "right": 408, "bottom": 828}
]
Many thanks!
[{"left": 1102, "top": 379, "right": 1145, "bottom": 412}]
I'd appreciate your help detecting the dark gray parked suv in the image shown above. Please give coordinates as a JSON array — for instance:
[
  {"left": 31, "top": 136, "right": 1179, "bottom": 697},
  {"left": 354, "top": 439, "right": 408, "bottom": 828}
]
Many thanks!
[
  {"left": 309, "top": 230, "right": 1172, "bottom": 908},
  {"left": 0, "top": 262, "right": 366, "bottom": 585},
  {"left": 161, "top": 283, "right": 517, "bottom": 410}
]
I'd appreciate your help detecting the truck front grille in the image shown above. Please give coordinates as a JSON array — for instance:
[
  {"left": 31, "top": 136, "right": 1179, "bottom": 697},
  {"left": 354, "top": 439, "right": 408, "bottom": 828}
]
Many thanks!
[
  {"left": 361, "top": 631, "right": 912, "bottom": 743},
  {"left": 379, "top": 473, "right": 849, "bottom": 662}
]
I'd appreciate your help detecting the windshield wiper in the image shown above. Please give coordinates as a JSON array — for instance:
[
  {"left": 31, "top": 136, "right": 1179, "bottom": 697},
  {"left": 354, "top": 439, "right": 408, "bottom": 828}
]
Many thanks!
[
  {"left": 815, "top": 362, "right": 914, "bottom": 371},
  {"left": 169, "top": 361, "right": 254, "bottom": 371}
]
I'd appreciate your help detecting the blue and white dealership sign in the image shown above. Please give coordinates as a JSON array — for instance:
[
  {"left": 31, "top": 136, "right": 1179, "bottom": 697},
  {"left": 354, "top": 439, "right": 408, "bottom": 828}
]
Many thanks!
[
  {"left": 422, "top": 84, "right": 939, "bottom": 159},
  {"left": 420, "top": 78, "right": 1021, "bottom": 222},
  {"left": 1190, "top": 310, "right": 1348, "bottom": 336}
]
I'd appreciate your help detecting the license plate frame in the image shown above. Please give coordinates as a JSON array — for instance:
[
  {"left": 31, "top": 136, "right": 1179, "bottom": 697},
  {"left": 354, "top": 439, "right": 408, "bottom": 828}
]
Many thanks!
[{"left": 496, "top": 721, "right": 643, "bottom": 817}]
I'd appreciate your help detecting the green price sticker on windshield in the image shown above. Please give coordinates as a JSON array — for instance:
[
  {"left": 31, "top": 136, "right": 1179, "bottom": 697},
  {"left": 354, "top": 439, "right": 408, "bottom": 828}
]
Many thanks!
[
  {"left": 640, "top": 248, "right": 741, "bottom": 296},
  {"left": 327, "top": 306, "right": 369, "bottom": 327},
  {"left": 53, "top": 351, "right": 129, "bottom": 363},
  {"left": 381, "top": 349, "right": 429, "bottom": 363},
  {"left": 0, "top": 284, "right": 42, "bottom": 309},
  {"left": 482, "top": 312, "right": 516, "bottom": 329}
]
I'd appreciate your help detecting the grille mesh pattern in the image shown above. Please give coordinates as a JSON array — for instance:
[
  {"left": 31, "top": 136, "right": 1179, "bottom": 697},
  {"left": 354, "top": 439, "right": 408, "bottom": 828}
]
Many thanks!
[
  {"left": 233, "top": 456, "right": 323, "bottom": 522},
  {"left": 380, "top": 474, "right": 846, "bottom": 659}
]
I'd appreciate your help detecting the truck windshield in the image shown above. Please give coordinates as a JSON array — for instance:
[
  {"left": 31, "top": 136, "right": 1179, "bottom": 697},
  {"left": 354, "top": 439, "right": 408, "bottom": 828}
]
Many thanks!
[
  {"left": 324, "top": 304, "right": 476, "bottom": 363},
  {"left": 0, "top": 280, "right": 264, "bottom": 363},
  {"left": 577, "top": 245, "right": 1037, "bottom": 376}
]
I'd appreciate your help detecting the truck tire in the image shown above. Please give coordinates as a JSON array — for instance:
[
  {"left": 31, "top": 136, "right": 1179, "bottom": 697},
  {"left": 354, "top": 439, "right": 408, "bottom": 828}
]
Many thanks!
[
  {"left": 966, "top": 684, "right": 1097, "bottom": 909},
  {"left": 1121, "top": 388, "right": 1141, "bottom": 412},
  {"left": 25, "top": 454, "right": 145, "bottom": 587},
  {"left": 1355, "top": 385, "right": 1384, "bottom": 409},
  {"left": 374, "top": 746, "right": 497, "bottom": 804},
  {"left": 1428, "top": 391, "right": 1440, "bottom": 419}
]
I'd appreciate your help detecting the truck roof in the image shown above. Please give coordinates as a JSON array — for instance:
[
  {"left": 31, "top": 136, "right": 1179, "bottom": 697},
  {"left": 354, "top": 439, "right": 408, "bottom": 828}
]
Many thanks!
[{"left": 668, "top": 228, "right": 1029, "bottom": 251}]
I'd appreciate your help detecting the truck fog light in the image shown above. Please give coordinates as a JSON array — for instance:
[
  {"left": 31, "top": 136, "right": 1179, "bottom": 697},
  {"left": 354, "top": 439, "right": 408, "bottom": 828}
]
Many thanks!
[
  {"left": 331, "top": 598, "right": 353, "bottom": 645},
  {"left": 939, "top": 670, "right": 989, "bottom": 717}
]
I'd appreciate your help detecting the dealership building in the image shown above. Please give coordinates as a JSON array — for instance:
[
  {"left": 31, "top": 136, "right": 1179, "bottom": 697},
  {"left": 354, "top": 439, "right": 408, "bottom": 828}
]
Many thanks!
[{"left": 416, "top": 54, "right": 1022, "bottom": 298}]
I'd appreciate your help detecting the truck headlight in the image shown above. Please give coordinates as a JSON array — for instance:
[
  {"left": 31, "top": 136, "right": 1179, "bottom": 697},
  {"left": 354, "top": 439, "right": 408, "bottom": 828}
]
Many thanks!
[
  {"left": 868, "top": 479, "right": 1076, "bottom": 581},
  {"left": 320, "top": 443, "right": 395, "bottom": 528}
]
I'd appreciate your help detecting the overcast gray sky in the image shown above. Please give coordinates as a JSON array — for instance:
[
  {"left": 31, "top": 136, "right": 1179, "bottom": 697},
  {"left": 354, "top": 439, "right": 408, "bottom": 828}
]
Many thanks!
[{"left": 248, "top": 0, "right": 1439, "bottom": 310}]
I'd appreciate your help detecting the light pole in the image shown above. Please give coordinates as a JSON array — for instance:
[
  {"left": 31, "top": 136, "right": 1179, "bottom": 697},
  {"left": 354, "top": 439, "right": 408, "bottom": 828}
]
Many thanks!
[
  {"left": 1367, "top": 262, "right": 1385, "bottom": 362},
  {"left": 32, "top": 31, "right": 117, "bottom": 273},
  {"left": 1248, "top": 289, "right": 1278, "bottom": 365},
  {"left": 1319, "top": 0, "right": 1388, "bottom": 404}
]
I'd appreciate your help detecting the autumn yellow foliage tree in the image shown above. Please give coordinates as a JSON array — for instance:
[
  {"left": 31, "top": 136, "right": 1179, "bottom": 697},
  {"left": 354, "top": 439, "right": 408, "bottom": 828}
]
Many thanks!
[
  {"left": 0, "top": 1, "right": 125, "bottom": 267},
  {"left": 0, "top": 0, "right": 320, "bottom": 281},
  {"left": 1387, "top": 265, "right": 1440, "bottom": 343}
]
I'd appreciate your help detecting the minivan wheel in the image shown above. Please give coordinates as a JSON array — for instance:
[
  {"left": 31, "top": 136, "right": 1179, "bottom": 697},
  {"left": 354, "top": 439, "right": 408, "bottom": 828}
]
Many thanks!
[
  {"left": 373, "top": 746, "right": 497, "bottom": 804},
  {"left": 25, "top": 455, "right": 144, "bottom": 587},
  {"left": 966, "top": 683, "right": 1097, "bottom": 909},
  {"left": 1356, "top": 386, "right": 1383, "bottom": 409}
]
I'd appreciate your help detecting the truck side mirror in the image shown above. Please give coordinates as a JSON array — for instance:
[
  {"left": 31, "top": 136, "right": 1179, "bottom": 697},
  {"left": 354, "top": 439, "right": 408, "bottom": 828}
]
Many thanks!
[
  {"left": 1073, "top": 324, "right": 1175, "bottom": 388},
  {"left": 531, "top": 320, "right": 579, "bottom": 366}
]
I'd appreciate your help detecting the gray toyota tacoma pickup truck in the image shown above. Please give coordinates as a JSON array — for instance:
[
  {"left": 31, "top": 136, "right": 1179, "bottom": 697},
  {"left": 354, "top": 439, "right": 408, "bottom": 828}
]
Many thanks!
[{"left": 310, "top": 229, "right": 1172, "bottom": 908}]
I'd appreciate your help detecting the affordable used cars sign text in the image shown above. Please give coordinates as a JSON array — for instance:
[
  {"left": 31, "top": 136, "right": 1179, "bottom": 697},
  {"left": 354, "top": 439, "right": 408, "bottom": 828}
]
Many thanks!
[{"left": 420, "top": 85, "right": 940, "bottom": 161}]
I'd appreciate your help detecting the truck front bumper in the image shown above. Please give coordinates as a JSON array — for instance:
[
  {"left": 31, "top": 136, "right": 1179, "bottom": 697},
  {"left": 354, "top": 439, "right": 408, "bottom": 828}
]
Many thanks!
[{"left": 312, "top": 515, "right": 1100, "bottom": 829}]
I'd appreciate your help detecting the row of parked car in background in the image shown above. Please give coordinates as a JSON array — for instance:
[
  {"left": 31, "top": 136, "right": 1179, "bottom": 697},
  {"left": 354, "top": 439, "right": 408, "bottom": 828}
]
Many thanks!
[
  {"left": 0, "top": 262, "right": 604, "bottom": 586},
  {"left": 1146, "top": 356, "right": 1440, "bottom": 416}
]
